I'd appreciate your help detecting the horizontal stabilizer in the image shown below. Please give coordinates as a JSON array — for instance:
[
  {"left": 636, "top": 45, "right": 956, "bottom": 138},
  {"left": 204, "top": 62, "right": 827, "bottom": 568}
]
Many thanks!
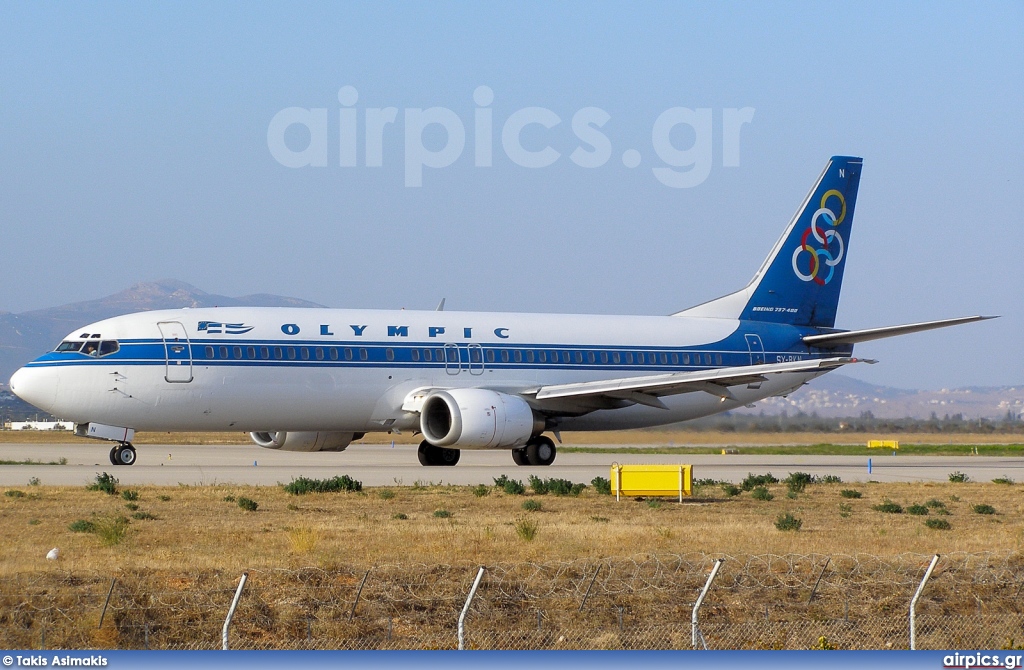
[{"left": 802, "top": 315, "right": 996, "bottom": 347}]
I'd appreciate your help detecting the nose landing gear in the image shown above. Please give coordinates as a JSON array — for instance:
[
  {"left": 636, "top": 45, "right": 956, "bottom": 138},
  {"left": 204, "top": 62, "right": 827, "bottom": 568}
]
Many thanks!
[{"left": 109, "top": 443, "right": 137, "bottom": 466}]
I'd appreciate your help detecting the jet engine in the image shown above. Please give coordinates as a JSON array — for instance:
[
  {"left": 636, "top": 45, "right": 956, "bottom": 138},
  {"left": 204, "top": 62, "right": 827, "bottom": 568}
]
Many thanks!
[
  {"left": 420, "top": 388, "right": 540, "bottom": 449},
  {"left": 249, "top": 431, "right": 357, "bottom": 452}
]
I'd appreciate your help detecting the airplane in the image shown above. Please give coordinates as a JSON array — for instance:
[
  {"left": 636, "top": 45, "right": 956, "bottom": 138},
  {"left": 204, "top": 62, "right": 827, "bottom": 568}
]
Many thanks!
[{"left": 9, "top": 156, "right": 991, "bottom": 467}]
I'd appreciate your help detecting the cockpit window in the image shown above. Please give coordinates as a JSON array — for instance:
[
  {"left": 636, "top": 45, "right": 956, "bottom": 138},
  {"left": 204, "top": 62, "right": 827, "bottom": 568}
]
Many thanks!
[{"left": 58, "top": 340, "right": 119, "bottom": 357}]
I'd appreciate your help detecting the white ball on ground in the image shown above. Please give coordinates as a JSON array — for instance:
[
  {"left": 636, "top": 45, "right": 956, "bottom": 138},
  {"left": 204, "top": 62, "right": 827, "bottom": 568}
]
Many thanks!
[{"left": 46, "top": 548, "right": 60, "bottom": 560}]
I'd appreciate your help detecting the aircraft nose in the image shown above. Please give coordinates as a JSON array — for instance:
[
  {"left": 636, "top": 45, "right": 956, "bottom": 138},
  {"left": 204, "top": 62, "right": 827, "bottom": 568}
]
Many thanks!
[{"left": 9, "top": 366, "right": 59, "bottom": 413}]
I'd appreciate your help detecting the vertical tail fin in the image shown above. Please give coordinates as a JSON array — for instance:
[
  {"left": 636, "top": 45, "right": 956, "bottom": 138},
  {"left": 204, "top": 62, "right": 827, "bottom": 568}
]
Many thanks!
[{"left": 676, "top": 156, "right": 862, "bottom": 328}]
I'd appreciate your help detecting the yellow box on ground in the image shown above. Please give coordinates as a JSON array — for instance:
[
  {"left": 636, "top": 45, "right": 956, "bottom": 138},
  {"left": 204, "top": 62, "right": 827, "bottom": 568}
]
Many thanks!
[
  {"left": 868, "top": 440, "right": 899, "bottom": 449},
  {"left": 610, "top": 463, "right": 692, "bottom": 502}
]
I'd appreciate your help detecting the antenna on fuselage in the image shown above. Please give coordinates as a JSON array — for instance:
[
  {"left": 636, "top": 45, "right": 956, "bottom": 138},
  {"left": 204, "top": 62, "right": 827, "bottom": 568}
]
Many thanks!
[{"left": 435, "top": 298, "right": 446, "bottom": 311}]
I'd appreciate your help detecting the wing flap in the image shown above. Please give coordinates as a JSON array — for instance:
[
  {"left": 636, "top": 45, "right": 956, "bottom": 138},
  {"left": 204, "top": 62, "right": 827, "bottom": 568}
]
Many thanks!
[{"left": 533, "top": 357, "right": 861, "bottom": 402}]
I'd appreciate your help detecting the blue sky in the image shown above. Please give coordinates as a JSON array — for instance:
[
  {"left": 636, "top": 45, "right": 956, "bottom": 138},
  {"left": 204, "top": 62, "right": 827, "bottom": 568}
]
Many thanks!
[{"left": 1, "top": 1, "right": 1021, "bottom": 389}]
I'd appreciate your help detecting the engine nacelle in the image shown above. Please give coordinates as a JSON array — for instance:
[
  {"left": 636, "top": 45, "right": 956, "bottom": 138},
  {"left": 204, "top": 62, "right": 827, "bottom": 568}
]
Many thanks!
[
  {"left": 249, "top": 431, "right": 356, "bottom": 452},
  {"left": 420, "top": 388, "right": 539, "bottom": 449}
]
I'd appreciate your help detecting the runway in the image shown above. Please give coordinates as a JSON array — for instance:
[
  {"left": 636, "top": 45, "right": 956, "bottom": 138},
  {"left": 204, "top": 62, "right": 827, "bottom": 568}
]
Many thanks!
[{"left": 0, "top": 442, "right": 1021, "bottom": 487}]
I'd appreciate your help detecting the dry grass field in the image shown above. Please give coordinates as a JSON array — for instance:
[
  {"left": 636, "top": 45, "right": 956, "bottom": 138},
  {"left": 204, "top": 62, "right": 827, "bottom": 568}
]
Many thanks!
[{"left": 1, "top": 477, "right": 1021, "bottom": 573}]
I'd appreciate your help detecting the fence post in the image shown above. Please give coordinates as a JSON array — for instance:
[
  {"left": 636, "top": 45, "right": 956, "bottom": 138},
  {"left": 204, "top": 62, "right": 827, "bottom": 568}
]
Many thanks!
[
  {"left": 692, "top": 558, "right": 724, "bottom": 650},
  {"left": 222, "top": 571, "right": 248, "bottom": 651},
  {"left": 910, "top": 554, "right": 940, "bottom": 650},
  {"left": 579, "top": 565, "right": 602, "bottom": 612},
  {"left": 458, "top": 567, "right": 485, "bottom": 650},
  {"left": 807, "top": 558, "right": 831, "bottom": 603},
  {"left": 349, "top": 568, "right": 371, "bottom": 621},
  {"left": 98, "top": 577, "right": 116, "bottom": 629}
]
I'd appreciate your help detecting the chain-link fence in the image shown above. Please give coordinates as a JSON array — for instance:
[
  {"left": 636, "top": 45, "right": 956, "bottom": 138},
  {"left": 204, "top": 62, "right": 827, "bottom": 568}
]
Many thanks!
[{"left": 3, "top": 552, "right": 1023, "bottom": 650}]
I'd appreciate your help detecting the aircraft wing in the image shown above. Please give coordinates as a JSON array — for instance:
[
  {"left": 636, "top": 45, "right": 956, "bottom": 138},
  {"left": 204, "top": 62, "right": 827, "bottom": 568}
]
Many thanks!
[
  {"left": 528, "top": 356, "right": 865, "bottom": 409},
  {"left": 802, "top": 315, "right": 995, "bottom": 347}
]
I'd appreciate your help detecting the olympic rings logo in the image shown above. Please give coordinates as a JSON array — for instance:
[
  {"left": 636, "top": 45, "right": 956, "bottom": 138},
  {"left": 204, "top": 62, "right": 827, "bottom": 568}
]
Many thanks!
[{"left": 792, "top": 189, "right": 846, "bottom": 285}]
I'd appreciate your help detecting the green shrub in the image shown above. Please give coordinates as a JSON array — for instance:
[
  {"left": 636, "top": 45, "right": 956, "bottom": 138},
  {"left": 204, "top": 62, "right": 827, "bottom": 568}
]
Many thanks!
[
  {"left": 925, "top": 518, "right": 951, "bottom": 530},
  {"left": 87, "top": 473, "right": 119, "bottom": 495},
  {"left": 392, "top": 513, "right": 408, "bottom": 520},
  {"left": 237, "top": 497, "right": 258, "bottom": 512},
  {"left": 93, "top": 516, "right": 130, "bottom": 546},
  {"left": 223, "top": 495, "right": 236, "bottom": 502},
  {"left": 948, "top": 471, "right": 970, "bottom": 483},
  {"left": 741, "top": 473, "right": 778, "bottom": 491},
  {"left": 820, "top": 475, "right": 842, "bottom": 484},
  {"left": 992, "top": 477, "right": 1014, "bottom": 485},
  {"left": 838, "top": 503, "right": 852, "bottom": 518},
  {"left": 433, "top": 509, "right": 451, "bottom": 519},
  {"left": 873, "top": 500, "right": 903, "bottom": 514},
  {"left": 590, "top": 516, "right": 609, "bottom": 523},
  {"left": 28, "top": 477, "right": 40, "bottom": 486},
  {"left": 647, "top": 499, "right": 662, "bottom": 509},
  {"left": 68, "top": 519, "right": 96, "bottom": 533},
  {"left": 528, "top": 475, "right": 549, "bottom": 495},
  {"left": 925, "top": 498, "right": 946, "bottom": 509},
  {"left": 284, "top": 475, "right": 362, "bottom": 495},
  {"left": 158, "top": 495, "right": 171, "bottom": 502},
  {"left": 973, "top": 504, "right": 996, "bottom": 515},
  {"left": 591, "top": 477, "right": 612, "bottom": 495},
  {"left": 774, "top": 513, "right": 802, "bottom": 531},
  {"left": 786, "top": 491, "right": 798, "bottom": 499},
  {"left": 549, "top": 479, "right": 585, "bottom": 496},
  {"left": 521, "top": 499, "right": 542, "bottom": 512},
  {"left": 840, "top": 489, "right": 862, "bottom": 499},
  {"left": 694, "top": 478, "right": 722, "bottom": 487},
  {"left": 378, "top": 488, "right": 395, "bottom": 500},
  {"left": 121, "top": 489, "right": 139, "bottom": 502},
  {"left": 471, "top": 484, "right": 490, "bottom": 497},
  {"left": 785, "top": 472, "right": 816, "bottom": 493},
  {"left": 515, "top": 518, "right": 538, "bottom": 541},
  {"left": 494, "top": 475, "right": 525, "bottom": 495},
  {"left": 5, "top": 489, "right": 25, "bottom": 498},
  {"left": 131, "top": 511, "right": 157, "bottom": 520},
  {"left": 907, "top": 504, "right": 929, "bottom": 516},
  {"left": 751, "top": 486, "right": 774, "bottom": 501},
  {"left": 721, "top": 484, "right": 741, "bottom": 497},
  {"left": 124, "top": 502, "right": 139, "bottom": 511}
]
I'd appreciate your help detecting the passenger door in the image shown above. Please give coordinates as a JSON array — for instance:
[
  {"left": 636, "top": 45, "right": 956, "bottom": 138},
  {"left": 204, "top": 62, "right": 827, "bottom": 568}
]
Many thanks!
[{"left": 157, "top": 321, "right": 193, "bottom": 383}]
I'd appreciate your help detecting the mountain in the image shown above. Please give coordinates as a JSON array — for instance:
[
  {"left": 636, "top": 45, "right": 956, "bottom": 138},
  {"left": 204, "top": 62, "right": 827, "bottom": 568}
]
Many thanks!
[
  {"left": 0, "top": 280, "right": 324, "bottom": 385},
  {"left": 731, "top": 374, "right": 1024, "bottom": 421}
]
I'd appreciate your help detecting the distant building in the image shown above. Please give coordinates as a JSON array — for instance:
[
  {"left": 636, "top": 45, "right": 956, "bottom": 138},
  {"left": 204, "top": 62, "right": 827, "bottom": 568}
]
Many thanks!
[{"left": 7, "top": 421, "right": 70, "bottom": 431}]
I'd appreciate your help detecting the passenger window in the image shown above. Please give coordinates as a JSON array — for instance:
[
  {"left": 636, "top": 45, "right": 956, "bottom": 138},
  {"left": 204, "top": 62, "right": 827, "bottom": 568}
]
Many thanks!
[
  {"left": 471, "top": 348, "right": 481, "bottom": 363},
  {"left": 329, "top": 348, "right": 339, "bottom": 361},
  {"left": 435, "top": 349, "right": 443, "bottom": 361},
  {"left": 660, "top": 352, "right": 668, "bottom": 364},
  {"left": 513, "top": 350, "right": 523, "bottom": 363},
  {"left": 562, "top": 351, "right": 570, "bottom": 363},
  {"left": 274, "top": 347, "right": 283, "bottom": 360},
  {"left": 247, "top": 347, "right": 256, "bottom": 359},
  {"left": 625, "top": 352, "right": 633, "bottom": 364},
  {"left": 501, "top": 350, "right": 510, "bottom": 363},
  {"left": 637, "top": 352, "right": 645, "bottom": 364},
  {"left": 683, "top": 354, "right": 690, "bottom": 365},
  {"left": 300, "top": 347, "right": 309, "bottom": 360},
  {"left": 386, "top": 348, "right": 394, "bottom": 361},
  {"left": 703, "top": 353, "right": 711, "bottom": 365},
  {"left": 411, "top": 349, "right": 420, "bottom": 362},
  {"left": 315, "top": 348, "right": 324, "bottom": 360},
  {"left": 671, "top": 353, "right": 679, "bottom": 365},
  {"left": 575, "top": 351, "right": 583, "bottom": 363},
  {"left": 344, "top": 348, "right": 353, "bottom": 360},
  {"left": 220, "top": 346, "right": 229, "bottom": 359},
  {"left": 205, "top": 346, "right": 214, "bottom": 359},
  {"left": 715, "top": 353, "right": 722, "bottom": 365},
  {"left": 486, "top": 349, "right": 495, "bottom": 363},
  {"left": 360, "top": 348, "right": 368, "bottom": 361},
  {"left": 287, "top": 347, "right": 296, "bottom": 360},
  {"left": 538, "top": 351, "right": 546, "bottom": 363},
  {"left": 261, "top": 347, "right": 270, "bottom": 359},
  {"left": 233, "top": 346, "right": 242, "bottom": 359},
  {"left": 600, "top": 351, "right": 609, "bottom": 364},
  {"left": 612, "top": 352, "right": 621, "bottom": 364},
  {"left": 526, "top": 350, "right": 535, "bottom": 363},
  {"left": 423, "top": 349, "right": 432, "bottom": 362},
  {"left": 587, "top": 351, "right": 596, "bottom": 364}
]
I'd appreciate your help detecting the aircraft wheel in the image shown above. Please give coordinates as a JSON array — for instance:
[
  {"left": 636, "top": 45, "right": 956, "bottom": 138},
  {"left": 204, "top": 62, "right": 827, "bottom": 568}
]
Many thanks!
[
  {"left": 113, "top": 443, "right": 137, "bottom": 466},
  {"left": 438, "top": 447, "right": 460, "bottom": 466},
  {"left": 418, "top": 441, "right": 460, "bottom": 466},
  {"left": 417, "top": 441, "right": 433, "bottom": 466},
  {"left": 511, "top": 448, "right": 529, "bottom": 466},
  {"left": 109, "top": 446, "right": 119, "bottom": 466},
  {"left": 526, "top": 436, "right": 556, "bottom": 466}
]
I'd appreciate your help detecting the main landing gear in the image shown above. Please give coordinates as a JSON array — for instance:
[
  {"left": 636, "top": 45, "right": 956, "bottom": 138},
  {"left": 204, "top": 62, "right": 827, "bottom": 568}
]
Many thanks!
[
  {"left": 108, "top": 442, "right": 137, "bottom": 466},
  {"left": 512, "top": 435, "right": 557, "bottom": 466},
  {"left": 418, "top": 440, "right": 461, "bottom": 466}
]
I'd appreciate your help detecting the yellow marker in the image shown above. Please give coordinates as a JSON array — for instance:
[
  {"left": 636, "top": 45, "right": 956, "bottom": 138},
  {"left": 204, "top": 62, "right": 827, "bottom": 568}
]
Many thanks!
[
  {"left": 611, "top": 463, "right": 692, "bottom": 502},
  {"left": 867, "top": 440, "right": 898, "bottom": 450}
]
